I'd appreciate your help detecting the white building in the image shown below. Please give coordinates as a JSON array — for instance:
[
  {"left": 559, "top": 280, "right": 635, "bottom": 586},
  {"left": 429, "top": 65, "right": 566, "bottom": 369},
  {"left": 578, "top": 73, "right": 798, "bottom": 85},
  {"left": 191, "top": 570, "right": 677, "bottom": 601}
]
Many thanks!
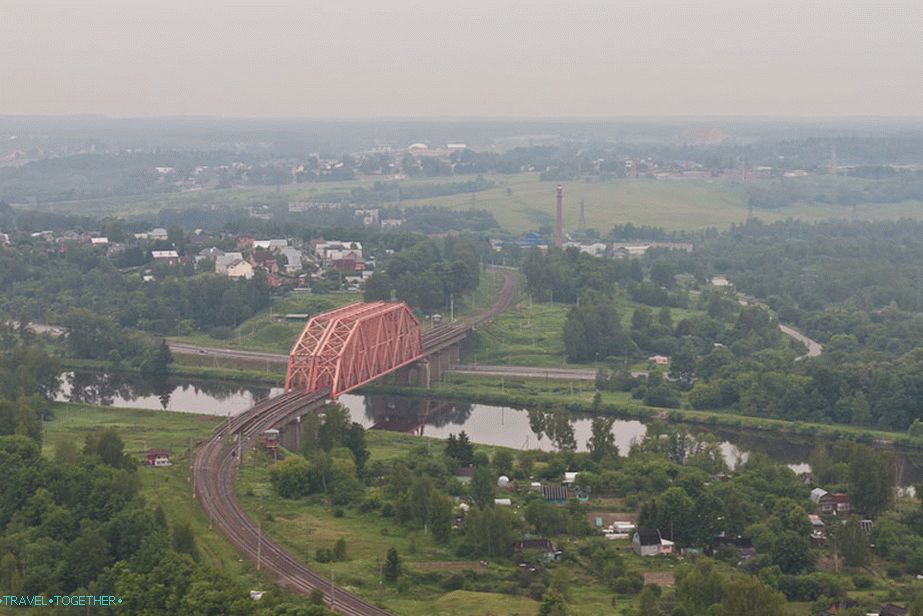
[
  {"left": 314, "top": 241, "right": 363, "bottom": 263},
  {"left": 226, "top": 260, "right": 254, "bottom": 280},
  {"left": 149, "top": 228, "right": 169, "bottom": 241},
  {"left": 253, "top": 239, "right": 288, "bottom": 251},
  {"left": 280, "top": 248, "right": 304, "bottom": 273},
  {"left": 215, "top": 252, "right": 244, "bottom": 274}
]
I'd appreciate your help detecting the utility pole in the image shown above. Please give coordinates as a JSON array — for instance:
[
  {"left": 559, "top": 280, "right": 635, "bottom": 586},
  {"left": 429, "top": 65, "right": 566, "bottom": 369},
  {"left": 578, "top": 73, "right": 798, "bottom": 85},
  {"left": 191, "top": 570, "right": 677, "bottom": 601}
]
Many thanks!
[
  {"left": 450, "top": 293, "right": 455, "bottom": 322},
  {"left": 555, "top": 185, "right": 564, "bottom": 248},
  {"left": 330, "top": 567, "right": 336, "bottom": 609},
  {"left": 257, "top": 518, "right": 262, "bottom": 571}
]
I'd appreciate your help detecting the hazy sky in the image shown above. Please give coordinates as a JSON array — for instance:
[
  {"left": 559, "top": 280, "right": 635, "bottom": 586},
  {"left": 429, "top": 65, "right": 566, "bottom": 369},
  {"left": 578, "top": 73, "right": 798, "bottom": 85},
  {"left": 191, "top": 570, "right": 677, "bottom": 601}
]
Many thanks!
[{"left": 2, "top": 0, "right": 922, "bottom": 118}]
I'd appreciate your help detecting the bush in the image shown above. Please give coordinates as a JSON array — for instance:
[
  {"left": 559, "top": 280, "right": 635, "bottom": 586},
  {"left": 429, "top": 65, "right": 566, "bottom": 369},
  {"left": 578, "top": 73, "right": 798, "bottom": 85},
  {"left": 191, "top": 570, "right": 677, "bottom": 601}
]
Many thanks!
[
  {"left": 611, "top": 572, "right": 644, "bottom": 594},
  {"left": 333, "top": 508, "right": 345, "bottom": 518},
  {"left": 315, "top": 548, "right": 334, "bottom": 563},
  {"left": 442, "top": 573, "right": 466, "bottom": 591}
]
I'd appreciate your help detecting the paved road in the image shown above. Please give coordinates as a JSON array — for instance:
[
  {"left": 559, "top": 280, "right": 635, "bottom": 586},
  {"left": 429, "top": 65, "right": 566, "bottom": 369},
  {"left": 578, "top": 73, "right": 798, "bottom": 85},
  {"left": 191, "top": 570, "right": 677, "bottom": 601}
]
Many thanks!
[
  {"left": 779, "top": 324, "right": 824, "bottom": 360},
  {"left": 168, "top": 342, "right": 289, "bottom": 364},
  {"left": 448, "top": 364, "right": 648, "bottom": 380}
]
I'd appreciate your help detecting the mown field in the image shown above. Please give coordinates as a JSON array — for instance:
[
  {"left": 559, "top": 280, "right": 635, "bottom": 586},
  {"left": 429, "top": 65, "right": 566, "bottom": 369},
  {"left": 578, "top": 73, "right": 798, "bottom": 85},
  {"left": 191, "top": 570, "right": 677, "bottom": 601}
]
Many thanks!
[{"left": 34, "top": 172, "right": 923, "bottom": 234}]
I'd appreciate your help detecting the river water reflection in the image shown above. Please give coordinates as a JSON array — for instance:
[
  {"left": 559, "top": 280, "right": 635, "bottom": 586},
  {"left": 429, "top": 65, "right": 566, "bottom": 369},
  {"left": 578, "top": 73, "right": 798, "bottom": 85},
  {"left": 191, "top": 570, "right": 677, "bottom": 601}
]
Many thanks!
[{"left": 54, "top": 371, "right": 923, "bottom": 485}]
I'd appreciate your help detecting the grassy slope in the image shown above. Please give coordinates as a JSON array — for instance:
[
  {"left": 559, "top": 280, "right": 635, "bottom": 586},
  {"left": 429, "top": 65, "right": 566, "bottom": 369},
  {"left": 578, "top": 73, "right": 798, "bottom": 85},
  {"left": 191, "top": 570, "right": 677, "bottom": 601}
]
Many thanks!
[{"left": 169, "top": 292, "right": 361, "bottom": 354}]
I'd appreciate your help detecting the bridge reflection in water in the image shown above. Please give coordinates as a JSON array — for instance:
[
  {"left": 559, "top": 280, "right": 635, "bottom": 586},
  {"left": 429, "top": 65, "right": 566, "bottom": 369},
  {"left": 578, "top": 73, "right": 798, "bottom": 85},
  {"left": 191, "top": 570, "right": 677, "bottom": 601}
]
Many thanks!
[{"left": 362, "top": 394, "right": 473, "bottom": 436}]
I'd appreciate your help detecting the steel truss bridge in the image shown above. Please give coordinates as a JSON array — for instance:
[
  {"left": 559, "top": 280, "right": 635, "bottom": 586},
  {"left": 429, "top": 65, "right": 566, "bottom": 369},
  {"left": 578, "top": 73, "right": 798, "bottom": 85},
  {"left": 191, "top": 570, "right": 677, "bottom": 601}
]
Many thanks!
[{"left": 193, "top": 267, "right": 518, "bottom": 615}]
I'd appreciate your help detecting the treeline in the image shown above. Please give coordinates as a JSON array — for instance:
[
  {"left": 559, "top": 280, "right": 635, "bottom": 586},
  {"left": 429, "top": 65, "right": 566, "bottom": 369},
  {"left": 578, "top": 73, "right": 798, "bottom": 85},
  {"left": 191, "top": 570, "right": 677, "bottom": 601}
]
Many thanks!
[
  {"left": 747, "top": 173, "right": 923, "bottom": 209},
  {"left": 0, "top": 244, "right": 271, "bottom": 336},
  {"left": 364, "top": 237, "right": 480, "bottom": 311},
  {"left": 0, "top": 431, "right": 330, "bottom": 615}
]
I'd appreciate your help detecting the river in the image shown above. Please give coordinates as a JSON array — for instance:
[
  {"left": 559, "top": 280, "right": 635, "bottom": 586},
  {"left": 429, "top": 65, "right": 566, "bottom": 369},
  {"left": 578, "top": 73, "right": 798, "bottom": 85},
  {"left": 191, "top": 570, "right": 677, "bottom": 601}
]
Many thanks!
[{"left": 54, "top": 371, "right": 923, "bottom": 485}]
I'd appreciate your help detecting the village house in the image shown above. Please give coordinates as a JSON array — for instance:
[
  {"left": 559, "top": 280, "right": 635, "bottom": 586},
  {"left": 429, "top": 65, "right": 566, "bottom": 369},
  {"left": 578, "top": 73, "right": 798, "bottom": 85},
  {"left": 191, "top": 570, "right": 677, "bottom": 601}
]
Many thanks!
[
  {"left": 834, "top": 492, "right": 851, "bottom": 514},
  {"left": 810, "top": 488, "right": 838, "bottom": 514},
  {"left": 227, "top": 260, "right": 254, "bottom": 280},
  {"left": 280, "top": 247, "right": 303, "bottom": 272},
  {"left": 249, "top": 250, "right": 279, "bottom": 274},
  {"left": 215, "top": 252, "right": 245, "bottom": 274},
  {"left": 633, "top": 528, "right": 665, "bottom": 556},
  {"left": 149, "top": 228, "right": 169, "bottom": 241},
  {"left": 253, "top": 239, "right": 288, "bottom": 251},
  {"left": 809, "top": 514, "right": 827, "bottom": 545},
  {"left": 144, "top": 448, "right": 172, "bottom": 467},
  {"left": 151, "top": 250, "right": 180, "bottom": 265},
  {"left": 314, "top": 240, "right": 363, "bottom": 264},
  {"left": 198, "top": 247, "right": 225, "bottom": 261}
]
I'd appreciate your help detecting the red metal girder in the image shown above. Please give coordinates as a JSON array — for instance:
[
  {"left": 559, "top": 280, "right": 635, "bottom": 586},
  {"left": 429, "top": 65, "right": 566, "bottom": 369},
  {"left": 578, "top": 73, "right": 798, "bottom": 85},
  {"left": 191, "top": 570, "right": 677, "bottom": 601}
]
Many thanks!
[{"left": 285, "top": 301, "right": 423, "bottom": 398}]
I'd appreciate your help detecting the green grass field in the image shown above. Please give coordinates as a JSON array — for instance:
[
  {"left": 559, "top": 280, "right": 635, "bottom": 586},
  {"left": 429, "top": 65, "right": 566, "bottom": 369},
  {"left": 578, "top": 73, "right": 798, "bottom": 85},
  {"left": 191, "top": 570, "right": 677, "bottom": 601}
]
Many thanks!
[
  {"left": 33, "top": 172, "right": 923, "bottom": 234},
  {"left": 169, "top": 292, "right": 361, "bottom": 354}
]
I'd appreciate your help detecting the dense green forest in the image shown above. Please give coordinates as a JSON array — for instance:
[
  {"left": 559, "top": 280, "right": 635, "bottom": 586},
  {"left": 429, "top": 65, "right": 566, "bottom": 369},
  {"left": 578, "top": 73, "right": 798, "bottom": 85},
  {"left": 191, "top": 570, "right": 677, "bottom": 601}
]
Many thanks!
[
  {"left": 0, "top": 330, "right": 331, "bottom": 614},
  {"left": 520, "top": 219, "right": 923, "bottom": 431}
]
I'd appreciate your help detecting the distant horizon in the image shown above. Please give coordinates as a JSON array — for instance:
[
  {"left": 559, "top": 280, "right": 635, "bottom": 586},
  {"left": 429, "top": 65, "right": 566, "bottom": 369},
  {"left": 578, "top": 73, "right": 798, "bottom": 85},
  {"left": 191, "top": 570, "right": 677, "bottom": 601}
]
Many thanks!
[
  {"left": 3, "top": 113, "right": 923, "bottom": 122},
  {"left": 2, "top": 1, "right": 921, "bottom": 118}
]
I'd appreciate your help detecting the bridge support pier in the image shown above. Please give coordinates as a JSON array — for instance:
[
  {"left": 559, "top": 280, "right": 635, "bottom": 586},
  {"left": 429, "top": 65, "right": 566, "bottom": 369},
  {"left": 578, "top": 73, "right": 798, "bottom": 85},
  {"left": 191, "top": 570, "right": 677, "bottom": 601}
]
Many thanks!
[{"left": 279, "top": 416, "right": 301, "bottom": 451}]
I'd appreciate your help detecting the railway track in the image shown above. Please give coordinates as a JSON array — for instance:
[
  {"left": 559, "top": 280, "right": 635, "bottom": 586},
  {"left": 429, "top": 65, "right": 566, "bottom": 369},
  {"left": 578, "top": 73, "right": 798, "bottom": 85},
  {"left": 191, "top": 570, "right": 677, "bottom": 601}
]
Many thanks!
[{"left": 193, "top": 266, "right": 520, "bottom": 615}]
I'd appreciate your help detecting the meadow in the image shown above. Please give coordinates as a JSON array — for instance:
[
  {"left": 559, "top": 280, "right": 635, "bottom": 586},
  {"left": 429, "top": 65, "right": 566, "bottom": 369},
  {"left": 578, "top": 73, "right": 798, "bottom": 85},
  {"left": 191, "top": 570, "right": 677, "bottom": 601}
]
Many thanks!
[{"left": 34, "top": 172, "right": 923, "bottom": 234}]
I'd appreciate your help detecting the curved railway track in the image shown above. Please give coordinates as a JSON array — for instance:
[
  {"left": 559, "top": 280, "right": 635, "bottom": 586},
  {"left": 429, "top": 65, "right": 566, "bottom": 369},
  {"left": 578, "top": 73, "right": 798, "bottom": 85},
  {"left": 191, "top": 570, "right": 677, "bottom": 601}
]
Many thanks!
[{"left": 193, "top": 266, "right": 519, "bottom": 615}]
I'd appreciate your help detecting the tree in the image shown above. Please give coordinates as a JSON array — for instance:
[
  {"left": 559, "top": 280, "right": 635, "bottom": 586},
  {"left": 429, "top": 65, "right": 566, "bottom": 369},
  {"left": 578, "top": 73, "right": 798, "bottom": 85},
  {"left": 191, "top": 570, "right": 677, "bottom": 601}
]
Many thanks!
[
  {"left": 269, "top": 456, "right": 311, "bottom": 498},
  {"left": 848, "top": 444, "right": 895, "bottom": 517},
  {"left": 677, "top": 559, "right": 723, "bottom": 614},
  {"left": 383, "top": 547, "right": 401, "bottom": 582},
  {"left": 84, "top": 428, "right": 133, "bottom": 469},
  {"left": 493, "top": 449, "right": 514, "bottom": 476},
  {"left": 334, "top": 537, "right": 347, "bottom": 561},
  {"left": 587, "top": 416, "right": 618, "bottom": 462},
  {"left": 538, "top": 590, "right": 568, "bottom": 616},
  {"left": 471, "top": 466, "right": 495, "bottom": 509},
  {"left": 717, "top": 575, "right": 785, "bottom": 616},
  {"left": 637, "top": 585, "right": 660, "bottom": 616},
  {"left": 428, "top": 490, "right": 454, "bottom": 544},
  {"left": 770, "top": 531, "right": 813, "bottom": 574},
  {"left": 172, "top": 522, "right": 199, "bottom": 560},
  {"left": 839, "top": 517, "right": 870, "bottom": 567}
]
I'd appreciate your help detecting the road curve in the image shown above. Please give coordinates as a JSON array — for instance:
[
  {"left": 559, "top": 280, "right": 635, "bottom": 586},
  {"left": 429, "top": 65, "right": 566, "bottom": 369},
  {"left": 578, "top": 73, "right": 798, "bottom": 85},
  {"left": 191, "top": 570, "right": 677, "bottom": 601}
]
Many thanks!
[
  {"left": 779, "top": 324, "right": 824, "bottom": 361},
  {"left": 192, "top": 266, "right": 520, "bottom": 614}
]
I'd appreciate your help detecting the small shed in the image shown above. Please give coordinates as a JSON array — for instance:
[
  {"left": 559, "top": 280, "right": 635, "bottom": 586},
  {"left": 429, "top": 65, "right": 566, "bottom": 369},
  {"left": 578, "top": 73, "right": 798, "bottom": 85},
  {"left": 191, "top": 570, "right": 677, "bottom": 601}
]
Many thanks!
[
  {"left": 633, "top": 528, "right": 663, "bottom": 556},
  {"left": 145, "top": 448, "right": 172, "bottom": 467},
  {"left": 513, "top": 539, "right": 559, "bottom": 561}
]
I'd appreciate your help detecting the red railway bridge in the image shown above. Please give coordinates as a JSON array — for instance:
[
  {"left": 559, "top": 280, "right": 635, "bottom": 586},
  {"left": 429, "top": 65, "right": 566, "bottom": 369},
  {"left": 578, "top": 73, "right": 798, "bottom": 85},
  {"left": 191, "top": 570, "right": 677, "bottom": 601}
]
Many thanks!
[
  {"left": 285, "top": 301, "right": 424, "bottom": 398},
  {"left": 193, "top": 266, "right": 518, "bottom": 615}
]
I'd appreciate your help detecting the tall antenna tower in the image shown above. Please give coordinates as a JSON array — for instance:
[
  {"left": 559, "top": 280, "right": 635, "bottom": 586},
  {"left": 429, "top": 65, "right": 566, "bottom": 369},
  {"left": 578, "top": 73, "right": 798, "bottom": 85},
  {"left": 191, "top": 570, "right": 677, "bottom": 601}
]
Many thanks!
[
  {"left": 578, "top": 199, "right": 586, "bottom": 231},
  {"left": 555, "top": 185, "right": 564, "bottom": 248}
]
